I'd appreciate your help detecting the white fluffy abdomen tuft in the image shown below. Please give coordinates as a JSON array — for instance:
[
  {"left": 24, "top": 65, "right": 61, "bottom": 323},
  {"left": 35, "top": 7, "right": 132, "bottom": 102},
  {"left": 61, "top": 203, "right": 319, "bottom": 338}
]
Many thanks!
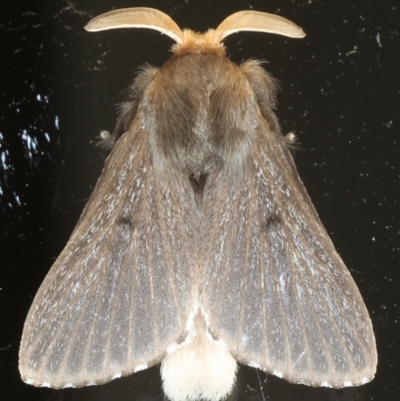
[{"left": 161, "top": 311, "right": 237, "bottom": 401}]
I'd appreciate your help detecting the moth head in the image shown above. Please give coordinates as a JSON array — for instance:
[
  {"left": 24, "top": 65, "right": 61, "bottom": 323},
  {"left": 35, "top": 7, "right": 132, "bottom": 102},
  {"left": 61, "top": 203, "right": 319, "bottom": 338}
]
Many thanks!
[{"left": 84, "top": 7, "right": 305, "bottom": 55}]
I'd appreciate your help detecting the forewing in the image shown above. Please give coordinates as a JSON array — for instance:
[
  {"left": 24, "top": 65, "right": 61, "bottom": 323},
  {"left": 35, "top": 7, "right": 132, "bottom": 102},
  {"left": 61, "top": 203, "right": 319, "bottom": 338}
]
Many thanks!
[
  {"left": 19, "top": 116, "right": 198, "bottom": 388},
  {"left": 201, "top": 118, "right": 377, "bottom": 387}
]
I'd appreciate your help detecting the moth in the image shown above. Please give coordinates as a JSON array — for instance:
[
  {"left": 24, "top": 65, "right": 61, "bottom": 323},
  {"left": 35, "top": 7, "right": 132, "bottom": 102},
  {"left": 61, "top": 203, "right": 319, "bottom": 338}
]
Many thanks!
[{"left": 19, "top": 7, "right": 377, "bottom": 401}]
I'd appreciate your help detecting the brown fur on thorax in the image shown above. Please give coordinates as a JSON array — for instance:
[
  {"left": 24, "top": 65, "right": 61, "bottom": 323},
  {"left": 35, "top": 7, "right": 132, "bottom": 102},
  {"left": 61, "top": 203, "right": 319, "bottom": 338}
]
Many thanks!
[{"left": 113, "top": 35, "right": 282, "bottom": 197}]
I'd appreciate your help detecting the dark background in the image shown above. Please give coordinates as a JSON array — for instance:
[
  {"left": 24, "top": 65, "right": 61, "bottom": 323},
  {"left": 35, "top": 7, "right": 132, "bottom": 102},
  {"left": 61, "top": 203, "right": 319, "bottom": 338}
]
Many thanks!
[{"left": 1, "top": 0, "right": 399, "bottom": 400}]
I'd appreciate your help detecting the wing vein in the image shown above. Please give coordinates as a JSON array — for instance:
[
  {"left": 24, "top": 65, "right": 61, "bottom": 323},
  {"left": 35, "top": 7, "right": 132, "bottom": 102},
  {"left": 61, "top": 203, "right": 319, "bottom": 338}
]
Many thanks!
[{"left": 238, "top": 180, "right": 253, "bottom": 353}]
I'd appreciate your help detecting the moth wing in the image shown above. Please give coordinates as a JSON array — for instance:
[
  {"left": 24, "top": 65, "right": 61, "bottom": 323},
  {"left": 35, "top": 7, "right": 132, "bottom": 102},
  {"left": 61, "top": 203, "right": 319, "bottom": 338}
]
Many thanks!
[
  {"left": 19, "top": 116, "right": 198, "bottom": 388},
  {"left": 201, "top": 119, "right": 377, "bottom": 387}
]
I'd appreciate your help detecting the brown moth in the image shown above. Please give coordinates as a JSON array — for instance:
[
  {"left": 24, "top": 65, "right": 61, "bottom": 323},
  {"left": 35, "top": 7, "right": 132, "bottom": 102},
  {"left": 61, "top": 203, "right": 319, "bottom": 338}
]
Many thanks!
[{"left": 19, "top": 7, "right": 377, "bottom": 401}]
